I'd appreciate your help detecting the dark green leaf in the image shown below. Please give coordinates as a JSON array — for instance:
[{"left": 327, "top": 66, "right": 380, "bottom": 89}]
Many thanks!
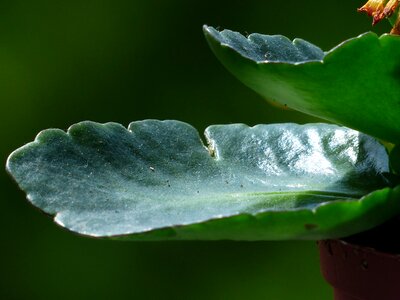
[
  {"left": 204, "top": 26, "right": 400, "bottom": 144},
  {"left": 6, "top": 120, "right": 400, "bottom": 240}
]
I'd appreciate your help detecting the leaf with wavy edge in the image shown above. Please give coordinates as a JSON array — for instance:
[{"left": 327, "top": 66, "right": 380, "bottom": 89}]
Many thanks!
[
  {"left": 6, "top": 120, "right": 400, "bottom": 240},
  {"left": 204, "top": 26, "right": 400, "bottom": 144}
]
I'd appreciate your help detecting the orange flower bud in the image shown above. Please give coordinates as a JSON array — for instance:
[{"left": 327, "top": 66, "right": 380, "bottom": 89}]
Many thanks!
[
  {"left": 358, "top": 0, "right": 387, "bottom": 25},
  {"left": 358, "top": 0, "right": 400, "bottom": 34},
  {"left": 383, "top": 0, "right": 399, "bottom": 19}
]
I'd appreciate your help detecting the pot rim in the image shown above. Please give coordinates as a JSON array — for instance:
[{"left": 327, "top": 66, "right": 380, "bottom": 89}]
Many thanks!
[{"left": 319, "top": 239, "right": 400, "bottom": 300}]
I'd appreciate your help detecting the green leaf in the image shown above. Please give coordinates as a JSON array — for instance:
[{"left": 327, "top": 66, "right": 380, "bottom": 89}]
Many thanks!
[
  {"left": 6, "top": 120, "right": 400, "bottom": 240},
  {"left": 204, "top": 26, "right": 400, "bottom": 144}
]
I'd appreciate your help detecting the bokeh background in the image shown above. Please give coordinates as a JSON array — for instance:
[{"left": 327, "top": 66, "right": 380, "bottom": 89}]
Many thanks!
[{"left": 0, "top": 1, "right": 391, "bottom": 299}]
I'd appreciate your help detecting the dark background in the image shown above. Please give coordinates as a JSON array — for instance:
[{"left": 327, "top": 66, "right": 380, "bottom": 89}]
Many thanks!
[{"left": 0, "top": 1, "right": 390, "bottom": 299}]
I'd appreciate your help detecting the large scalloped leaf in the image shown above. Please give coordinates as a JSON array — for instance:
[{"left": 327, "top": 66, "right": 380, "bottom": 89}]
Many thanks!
[
  {"left": 204, "top": 26, "right": 400, "bottom": 144},
  {"left": 6, "top": 120, "right": 400, "bottom": 240}
]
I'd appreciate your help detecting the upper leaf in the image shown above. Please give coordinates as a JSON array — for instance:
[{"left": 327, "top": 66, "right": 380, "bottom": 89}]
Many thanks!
[
  {"left": 6, "top": 120, "right": 400, "bottom": 240},
  {"left": 204, "top": 26, "right": 400, "bottom": 144}
]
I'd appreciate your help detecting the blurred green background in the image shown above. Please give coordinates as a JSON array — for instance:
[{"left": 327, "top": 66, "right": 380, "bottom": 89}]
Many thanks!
[{"left": 0, "top": 1, "right": 390, "bottom": 299}]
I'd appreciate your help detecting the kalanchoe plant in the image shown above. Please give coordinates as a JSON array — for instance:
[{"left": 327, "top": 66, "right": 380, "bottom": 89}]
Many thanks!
[{"left": 6, "top": 4, "right": 400, "bottom": 244}]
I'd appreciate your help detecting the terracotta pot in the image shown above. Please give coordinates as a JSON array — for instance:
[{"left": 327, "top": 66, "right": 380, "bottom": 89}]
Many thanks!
[{"left": 319, "top": 239, "right": 400, "bottom": 300}]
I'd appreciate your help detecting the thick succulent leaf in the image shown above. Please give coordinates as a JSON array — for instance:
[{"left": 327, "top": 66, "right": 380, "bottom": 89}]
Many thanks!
[
  {"left": 204, "top": 26, "right": 400, "bottom": 144},
  {"left": 6, "top": 120, "right": 400, "bottom": 240}
]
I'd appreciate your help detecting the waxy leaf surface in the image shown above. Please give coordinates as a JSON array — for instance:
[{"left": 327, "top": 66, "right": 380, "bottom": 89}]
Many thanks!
[
  {"left": 6, "top": 120, "right": 400, "bottom": 240},
  {"left": 204, "top": 26, "right": 400, "bottom": 144}
]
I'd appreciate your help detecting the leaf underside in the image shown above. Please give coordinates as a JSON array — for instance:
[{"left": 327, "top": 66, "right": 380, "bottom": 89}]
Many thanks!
[
  {"left": 204, "top": 26, "right": 400, "bottom": 144},
  {"left": 6, "top": 120, "right": 400, "bottom": 240}
]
